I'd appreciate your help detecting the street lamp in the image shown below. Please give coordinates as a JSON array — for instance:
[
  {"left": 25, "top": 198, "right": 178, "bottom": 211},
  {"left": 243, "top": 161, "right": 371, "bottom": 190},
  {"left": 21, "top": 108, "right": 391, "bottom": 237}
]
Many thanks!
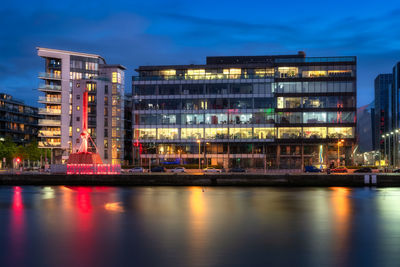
[
  {"left": 337, "top": 139, "right": 344, "bottom": 166},
  {"left": 196, "top": 139, "right": 201, "bottom": 170}
]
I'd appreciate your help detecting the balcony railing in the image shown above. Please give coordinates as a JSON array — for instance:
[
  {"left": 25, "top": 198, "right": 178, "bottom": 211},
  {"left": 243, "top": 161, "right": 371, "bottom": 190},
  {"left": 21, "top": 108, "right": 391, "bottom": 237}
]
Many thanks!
[
  {"left": 38, "top": 72, "right": 61, "bottom": 80},
  {"left": 38, "top": 119, "right": 61, "bottom": 126},
  {"left": 38, "top": 96, "right": 62, "bottom": 104},
  {"left": 38, "top": 141, "right": 61, "bottom": 148},
  {"left": 38, "top": 108, "right": 62, "bottom": 115},
  {"left": 39, "top": 130, "right": 61, "bottom": 137},
  {"left": 38, "top": 84, "right": 62, "bottom": 91},
  {"left": 133, "top": 74, "right": 275, "bottom": 81}
]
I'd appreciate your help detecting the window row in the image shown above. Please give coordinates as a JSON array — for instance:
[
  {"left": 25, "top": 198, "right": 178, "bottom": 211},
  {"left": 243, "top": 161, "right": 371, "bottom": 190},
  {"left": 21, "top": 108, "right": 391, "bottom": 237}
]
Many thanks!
[
  {"left": 135, "top": 112, "right": 354, "bottom": 125},
  {"left": 136, "top": 66, "right": 355, "bottom": 81},
  {"left": 134, "top": 127, "right": 354, "bottom": 140},
  {"left": 275, "top": 81, "right": 354, "bottom": 93},
  {"left": 135, "top": 98, "right": 274, "bottom": 110},
  {"left": 135, "top": 81, "right": 354, "bottom": 95},
  {"left": 277, "top": 96, "right": 355, "bottom": 108}
]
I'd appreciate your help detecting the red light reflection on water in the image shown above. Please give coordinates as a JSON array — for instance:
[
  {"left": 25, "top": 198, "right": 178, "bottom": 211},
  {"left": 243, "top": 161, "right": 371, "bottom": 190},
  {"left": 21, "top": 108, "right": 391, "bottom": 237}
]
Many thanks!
[{"left": 8, "top": 186, "right": 25, "bottom": 266}]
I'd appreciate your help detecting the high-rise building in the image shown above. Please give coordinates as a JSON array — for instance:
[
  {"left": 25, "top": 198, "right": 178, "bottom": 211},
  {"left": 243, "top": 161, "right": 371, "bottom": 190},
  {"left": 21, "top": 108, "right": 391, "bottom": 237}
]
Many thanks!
[
  {"left": 0, "top": 93, "right": 40, "bottom": 143},
  {"left": 132, "top": 52, "right": 357, "bottom": 169},
  {"left": 37, "top": 47, "right": 125, "bottom": 164},
  {"left": 373, "top": 74, "right": 392, "bottom": 151},
  {"left": 357, "top": 102, "right": 374, "bottom": 152}
]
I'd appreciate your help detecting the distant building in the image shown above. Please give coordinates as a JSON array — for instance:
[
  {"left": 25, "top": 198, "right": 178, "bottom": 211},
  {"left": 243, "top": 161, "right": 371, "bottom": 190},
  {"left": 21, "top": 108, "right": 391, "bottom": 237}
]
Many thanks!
[
  {"left": 0, "top": 93, "right": 40, "bottom": 144},
  {"left": 132, "top": 52, "right": 357, "bottom": 169},
  {"left": 357, "top": 103, "right": 374, "bottom": 152},
  {"left": 37, "top": 47, "right": 125, "bottom": 164},
  {"left": 374, "top": 74, "right": 392, "bottom": 151},
  {"left": 124, "top": 95, "right": 133, "bottom": 165}
]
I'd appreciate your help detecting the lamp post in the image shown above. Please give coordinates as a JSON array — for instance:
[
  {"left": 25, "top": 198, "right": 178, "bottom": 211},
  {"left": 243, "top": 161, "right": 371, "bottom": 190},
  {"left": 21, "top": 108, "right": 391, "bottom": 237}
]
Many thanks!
[
  {"left": 391, "top": 132, "right": 394, "bottom": 167},
  {"left": 396, "top": 130, "right": 399, "bottom": 167},
  {"left": 196, "top": 139, "right": 201, "bottom": 170},
  {"left": 387, "top": 133, "right": 390, "bottom": 167},
  {"left": 337, "top": 139, "right": 344, "bottom": 167},
  {"left": 383, "top": 134, "right": 387, "bottom": 166}
]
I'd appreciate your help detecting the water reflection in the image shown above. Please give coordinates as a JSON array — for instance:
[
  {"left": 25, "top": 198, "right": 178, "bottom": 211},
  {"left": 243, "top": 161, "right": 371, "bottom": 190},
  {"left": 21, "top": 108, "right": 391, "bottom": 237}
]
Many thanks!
[
  {"left": 330, "top": 187, "right": 351, "bottom": 266},
  {"left": 9, "top": 186, "right": 25, "bottom": 267},
  {"left": 1, "top": 186, "right": 400, "bottom": 266}
]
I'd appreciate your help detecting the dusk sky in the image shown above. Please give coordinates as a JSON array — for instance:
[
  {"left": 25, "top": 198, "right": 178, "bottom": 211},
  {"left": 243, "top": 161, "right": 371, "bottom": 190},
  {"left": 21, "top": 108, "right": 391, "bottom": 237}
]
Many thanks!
[{"left": 1, "top": 0, "right": 400, "bottom": 106}]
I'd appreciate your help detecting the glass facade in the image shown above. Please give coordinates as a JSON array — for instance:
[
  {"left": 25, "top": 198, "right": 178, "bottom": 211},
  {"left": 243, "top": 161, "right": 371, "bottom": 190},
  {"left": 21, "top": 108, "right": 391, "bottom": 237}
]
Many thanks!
[{"left": 133, "top": 52, "right": 356, "bottom": 169}]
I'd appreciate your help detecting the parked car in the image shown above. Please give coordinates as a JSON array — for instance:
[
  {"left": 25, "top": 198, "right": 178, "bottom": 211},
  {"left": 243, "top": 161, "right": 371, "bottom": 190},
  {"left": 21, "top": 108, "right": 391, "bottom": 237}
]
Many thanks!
[
  {"left": 330, "top": 166, "right": 348, "bottom": 173},
  {"left": 171, "top": 167, "right": 186, "bottom": 173},
  {"left": 151, "top": 166, "right": 166, "bottom": 172},
  {"left": 229, "top": 167, "right": 246, "bottom": 173},
  {"left": 203, "top": 167, "right": 222, "bottom": 173},
  {"left": 129, "top": 167, "right": 145, "bottom": 173},
  {"left": 354, "top": 167, "right": 372, "bottom": 173},
  {"left": 304, "top": 166, "right": 322, "bottom": 173},
  {"left": 393, "top": 169, "right": 400, "bottom": 173}
]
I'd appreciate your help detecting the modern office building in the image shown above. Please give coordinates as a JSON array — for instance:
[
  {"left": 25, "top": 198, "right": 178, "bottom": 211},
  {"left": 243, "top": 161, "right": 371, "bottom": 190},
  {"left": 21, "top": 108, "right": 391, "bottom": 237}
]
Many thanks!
[
  {"left": 37, "top": 47, "right": 125, "bottom": 164},
  {"left": 357, "top": 102, "right": 374, "bottom": 152},
  {"left": 132, "top": 52, "right": 357, "bottom": 169},
  {"left": 374, "top": 74, "right": 392, "bottom": 151},
  {"left": 0, "top": 93, "right": 40, "bottom": 143}
]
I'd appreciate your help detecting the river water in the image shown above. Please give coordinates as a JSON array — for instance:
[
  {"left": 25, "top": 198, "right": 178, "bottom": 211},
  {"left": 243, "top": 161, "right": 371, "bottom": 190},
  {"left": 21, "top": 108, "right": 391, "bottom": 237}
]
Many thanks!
[{"left": 0, "top": 186, "right": 399, "bottom": 267}]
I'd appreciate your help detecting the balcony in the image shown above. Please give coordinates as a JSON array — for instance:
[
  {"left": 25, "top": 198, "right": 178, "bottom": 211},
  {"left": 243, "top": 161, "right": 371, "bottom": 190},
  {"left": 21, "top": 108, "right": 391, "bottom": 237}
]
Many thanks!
[
  {"left": 38, "top": 96, "right": 62, "bottom": 104},
  {"left": 38, "top": 119, "right": 61, "bottom": 126},
  {"left": 38, "top": 84, "right": 62, "bottom": 92},
  {"left": 38, "top": 72, "right": 61, "bottom": 80},
  {"left": 39, "top": 130, "right": 61, "bottom": 137},
  {"left": 38, "top": 141, "right": 61, "bottom": 148},
  {"left": 38, "top": 108, "right": 62, "bottom": 115}
]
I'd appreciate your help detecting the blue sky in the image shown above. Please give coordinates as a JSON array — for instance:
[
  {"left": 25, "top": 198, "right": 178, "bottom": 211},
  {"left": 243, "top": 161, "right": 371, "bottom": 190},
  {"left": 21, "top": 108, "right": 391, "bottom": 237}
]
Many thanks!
[{"left": 1, "top": 0, "right": 400, "bottom": 106}]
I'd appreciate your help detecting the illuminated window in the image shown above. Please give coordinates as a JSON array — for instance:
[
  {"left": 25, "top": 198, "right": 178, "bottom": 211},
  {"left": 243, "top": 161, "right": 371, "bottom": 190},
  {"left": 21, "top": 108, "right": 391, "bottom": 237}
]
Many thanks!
[
  {"left": 181, "top": 128, "right": 204, "bottom": 139},
  {"left": 254, "top": 69, "right": 274, "bottom": 77},
  {"left": 278, "top": 67, "right": 298, "bottom": 78},
  {"left": 229, "top": 128, "right": 252, "bottom": 139},
  {"left": 278, "top": 127, "right": 302, "bottom": 138},
  {"left": 204, "top": 128, "right": 228, "bottom": 139},
  {"left": 302, "top": 70, "right": 327, "bottom": 77},
  {"left": 303, "top": 127, "right": 327, "bottom": 138},
  {"left": 157, "top": 128, "right": 179, "bottom": 140},
  {"left": 327, "top": 127, "right": 354, "bottom": 138},
  {"left": 254, "top": 128, "right": 275, "bottom": 139},
  {"left": 160, "top": 69, "right": 176, "bottom": 76}
]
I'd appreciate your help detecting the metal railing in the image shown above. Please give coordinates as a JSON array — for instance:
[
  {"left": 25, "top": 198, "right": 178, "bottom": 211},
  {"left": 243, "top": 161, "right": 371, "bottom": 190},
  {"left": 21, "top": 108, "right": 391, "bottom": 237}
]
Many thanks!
[
  {"left": 38, "top": 96, "right": 62, "bottom": 103},
  {"left": 38, "top": 72, "right": 62, "bottom": 79},
  {"left": 38, "top": 108, "right": 61, "bottom": 115},
  {"left": 38, "top": 119, "right": 61, "bottom": 126},
  {"left": 39, "top": 130, "right": 61, "bottom": 137},
  {"left": 38, "top": 84, "right": 62, "bottom": 91}
]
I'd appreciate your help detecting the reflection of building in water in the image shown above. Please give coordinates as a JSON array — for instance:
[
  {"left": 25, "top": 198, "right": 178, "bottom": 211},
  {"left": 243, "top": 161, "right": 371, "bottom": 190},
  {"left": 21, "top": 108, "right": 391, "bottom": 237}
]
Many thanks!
[
  {"left": 133, "top": 52, "right": 357, "bottom": 169},
  {"left": 330, "top": 187, "right": 351, "bottom": 265}
]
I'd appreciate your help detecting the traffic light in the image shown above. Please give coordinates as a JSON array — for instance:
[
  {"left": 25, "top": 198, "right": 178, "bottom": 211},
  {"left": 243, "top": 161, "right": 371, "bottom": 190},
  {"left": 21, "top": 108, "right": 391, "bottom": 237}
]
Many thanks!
[{"left": 16, "top": 157, "right": 21, "bottom": 164}]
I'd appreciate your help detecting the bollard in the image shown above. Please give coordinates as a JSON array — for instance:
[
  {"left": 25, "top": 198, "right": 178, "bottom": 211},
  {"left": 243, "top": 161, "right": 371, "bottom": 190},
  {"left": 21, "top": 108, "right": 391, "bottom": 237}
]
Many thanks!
[
  {"left": 371, "top": 175, "right": 377, "bottom": 185},
  {"left": 364, "top": 174, "right": 370, "bottom": 185}
]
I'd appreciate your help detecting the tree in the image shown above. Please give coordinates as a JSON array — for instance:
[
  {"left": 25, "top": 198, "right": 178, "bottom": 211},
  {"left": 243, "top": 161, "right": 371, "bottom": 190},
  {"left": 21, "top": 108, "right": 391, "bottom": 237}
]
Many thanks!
[{"left": 0, "top": 137, "right": 17, "bottom": 167}]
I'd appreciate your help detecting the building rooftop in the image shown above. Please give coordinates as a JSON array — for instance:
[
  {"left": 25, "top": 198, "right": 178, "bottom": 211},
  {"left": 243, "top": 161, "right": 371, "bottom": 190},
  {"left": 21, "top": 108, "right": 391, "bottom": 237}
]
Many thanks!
[{"left": 36, "top": 47, "right": 103, "bottom": 59}]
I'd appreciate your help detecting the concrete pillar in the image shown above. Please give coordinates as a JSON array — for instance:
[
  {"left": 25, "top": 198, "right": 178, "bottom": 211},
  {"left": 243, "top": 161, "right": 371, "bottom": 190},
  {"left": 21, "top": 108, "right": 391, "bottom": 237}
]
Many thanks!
[
  {"left": 277, "top": 144, "right": 281, "bottom": 169},
  {"left": 301, "top": 144, "right": 304, "bottom": 170}
]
